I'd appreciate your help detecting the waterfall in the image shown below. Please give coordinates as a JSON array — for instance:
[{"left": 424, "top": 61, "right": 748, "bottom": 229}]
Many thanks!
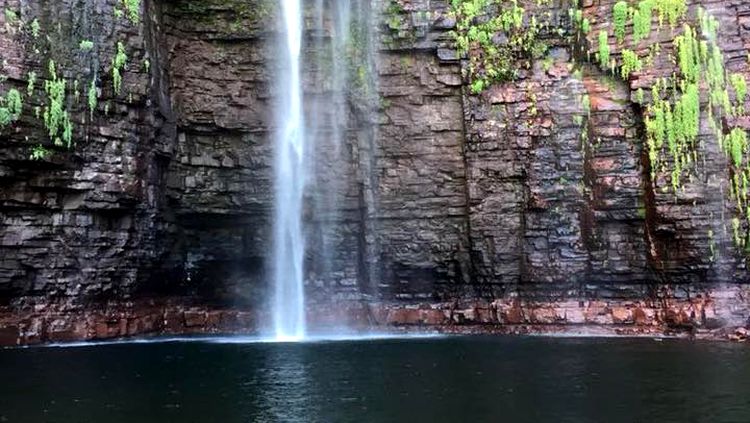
[
  {"left": 307, "top": 0, "right": 353, "bottom": 291},
  {"left": 273, "top": 0, "right": 377, "bottom": 340},
  {"left": 273, "top": 0, "right": 306, "bottom": 340}
]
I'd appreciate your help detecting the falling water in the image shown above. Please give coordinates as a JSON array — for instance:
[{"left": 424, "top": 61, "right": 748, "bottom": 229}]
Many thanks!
[
  {"left": 273, "top": 0, "right": 306, "bottom": 340},
  {"left": 307, "top": 0, "right": 353, "bottom": 288},
  {"left": 273, "top": 0, "right": 378, "bottom": 340}
]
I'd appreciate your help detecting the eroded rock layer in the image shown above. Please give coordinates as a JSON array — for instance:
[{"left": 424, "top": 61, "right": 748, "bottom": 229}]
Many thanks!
[{"left": 1, "top": 0, "right": 750, "bottom": 344}]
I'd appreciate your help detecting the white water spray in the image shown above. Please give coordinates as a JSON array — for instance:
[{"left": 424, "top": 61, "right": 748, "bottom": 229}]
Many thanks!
[
  {"left": 273, "top": 0, "right": 306, "bottom": 341},
  {"left": 272, "top": 0, "right": 379, "bottom": 340}
]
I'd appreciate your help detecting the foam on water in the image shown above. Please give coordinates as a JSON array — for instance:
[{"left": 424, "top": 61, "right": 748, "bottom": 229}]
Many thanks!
[{"left": 30, "top": 333, "right": 444, "bottom": 349}]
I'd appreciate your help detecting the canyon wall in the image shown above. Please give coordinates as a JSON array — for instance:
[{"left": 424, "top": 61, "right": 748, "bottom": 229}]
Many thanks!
[{"left": 1, "top": 0, "right": 750, "bottom": 344}]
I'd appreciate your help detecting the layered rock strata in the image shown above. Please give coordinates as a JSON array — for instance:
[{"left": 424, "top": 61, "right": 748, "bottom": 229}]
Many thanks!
[{"left": 0, "top": 0, "right": 749, "bottom": 345}]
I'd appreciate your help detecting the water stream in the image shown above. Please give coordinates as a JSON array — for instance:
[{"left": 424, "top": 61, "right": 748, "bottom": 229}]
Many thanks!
[
  {"left": 273, "top": 0, "right": 375, "bottom": 340},
  {"left": 273, "top": 0, "right": 306, "bottom": 340}
]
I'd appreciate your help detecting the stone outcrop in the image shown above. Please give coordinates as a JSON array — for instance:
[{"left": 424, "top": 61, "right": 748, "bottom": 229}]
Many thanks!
[
  {"left": 3, "top": 283, "right": 749, "bottom": 345},
  {"left": 1, "top": 0, "right": 750, "bottom": 345}
]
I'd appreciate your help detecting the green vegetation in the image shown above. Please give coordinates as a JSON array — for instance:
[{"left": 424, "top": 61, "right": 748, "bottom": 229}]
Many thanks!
[
  {"left": 695, "top": 10, "right": 733, "bottom": 136},
  {"left": 624, "top": 4, "right": 750, "bottom": 255},
  {"left": 73, "top": 79, "right": 80, "bottom": 103},
  {"left": 613, "top": 1, "right": 628, "bottom": 43},
  {"left": 112, "top": 42, "right": 128, "bottom": 95},
  {"left": 632, "top": 1, "right": 654, "bottom": 43},
  {"left": 654, "top": 0, "right": 687, "bottom": 27},
  {"left": 6, "top": 89, "right": 22, "bottom": 118},
  {"left": 699, "top": 6, "right": 719, "bottom": 38},
  {"left": 79, "top": 40, "right": 94, "bottom": 51},
  {"left": 0, "top": 88, "right": 23, "bottom": 129},
  {"left": 674, "top": 25, "right": 700, "bottom": 84},
  {"left": 644, "top": 80, "right": 700, "bottom": 190},
  {"left": 0, "top": 109, "right": 11, "bottom": 128},
  {"left": 733, "top": 217, "right": 743, "bottom": 248},
  {"left": 635, "top": 88, "right": 645, "bottom": 103},
  {"left": 569, "top": 7, "right": 590, "bottom": 34},
  {"left": 725, "top": 128, "right": 749, "bottom": 217},
  {"left": 122, "top": 0, "right": 141, "bottom": 24},
  {"left": 620, "top": 49, "right": 642, "bottom": 79},
  {"left": 4, "top": 8, "right": 18, "bottom": 25},
  {"left": 451, "top": 0, "right": 547, "bottom": 93},
  {"left": 88, "top": 79, "right": 97, "bottom": 117},
  {"left": 29, "top": 144, "right": 51, "bottom": 161},
  {"left": 385, "top": 0, "right": 406, "bottom": 31},
  {"left": 528, "top": 91, "right": 538, "bottom": 117},
  {"left": 726, "top": 128, "right": 746, "bottom": 168},
  {"left": 645, "top": 42, "right": 661, "bottom": 68},
  {"left": 541, "top": 56, "right": 554, "bottom": 72},
  {"left": 730, "top": 73, "right": 747, "bottom": 112},
  {"left": 628, "top": 5, "right": 741, "bottom": 202},
  {"left": 581, "top": 18, "right": 590, "bottom": 34},
  {"left": 27, "top": 71, "right": 37, "bottom": 97},
  {"left": 581, "top": 94, "right": 591, "bottom": 116},
  {"left": 644, "top": 89, "right": 666, "bottom": 182},
  {"left": 570, "top": 8, "right": 582, "bottom": 27},
  {"left": 30, "top": 18, "right": 40, "bottom": 38},
  {"left": 597, "top": 31, "right": 610, "bottom": 69},
  {"left": 43, "top": 60, "right": 74, "bottom": 148}
]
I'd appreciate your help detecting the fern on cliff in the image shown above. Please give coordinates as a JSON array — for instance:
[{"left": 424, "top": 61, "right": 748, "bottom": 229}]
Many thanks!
[
  {"left": 597, "top": 30, "right": 610, "bottom": 69},
  {"left": 0, "top": 87, "right": 23, "bottom": 130},
  {"left": 121, "top": 0, "right": 141, "bottom": 25},
  {"left": 27, "top": 71, "right": 37, "bottom": 97},
  {"left": 450, "top": 0, "right": 546, "bottom": 93},
  {"left": 88, "top": 78, "right": 98, "bottom": 118},
  {"left": 613, "top": 1, "right": 628, "bottom": 43},
  {"left": 730, "top": 73, "right": 747, "bottom": 112},
  {"left": 674, "top": 24, "right": 700, "bottom": 84},
  {"left": 654, "top": 0, "right": 687, "bottom": 27},
  {"left": 620, "top": 49, "right": 642, "bottom": 79},
  {"left": 727, "top": 128, "right": 747, "bottom": 169},
  {"left": 632, "top": 0, "right": 654, "bottom": 43},
  {"left": 112, "top": 42, "right": 128, "bottom": 95},
  {"left": 42, "top": 60, "right": 74, "bottom": 148},
  {"left": 5, "top": 89, "right": 22, "bottom": 119}
]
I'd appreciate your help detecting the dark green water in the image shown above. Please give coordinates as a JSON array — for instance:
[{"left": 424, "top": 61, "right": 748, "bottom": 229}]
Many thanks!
[{"left": 1, "top": 335, "right": 749, "bottom": 422}]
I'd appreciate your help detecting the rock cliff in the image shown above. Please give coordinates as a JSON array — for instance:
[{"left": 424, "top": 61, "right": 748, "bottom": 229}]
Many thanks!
[{"left": 1, "top": 0, "right": 750, "bottom": 344}]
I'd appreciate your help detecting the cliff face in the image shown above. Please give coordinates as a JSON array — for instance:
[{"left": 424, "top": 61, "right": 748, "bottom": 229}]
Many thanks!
[
  {"left": 1, "top": 0, "right": 750, "bottom": 344},
  {"left": 0, "top": 0, "right": 169, "bottom": 303}
]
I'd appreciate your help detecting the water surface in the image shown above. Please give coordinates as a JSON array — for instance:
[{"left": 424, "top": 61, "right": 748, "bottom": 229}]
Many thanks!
[{"left": 1, "top": 336, "right": 749, "bottom": 422}]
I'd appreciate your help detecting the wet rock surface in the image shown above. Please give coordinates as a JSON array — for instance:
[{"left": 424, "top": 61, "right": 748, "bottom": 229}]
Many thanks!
[{"left": 1, "top": 0, "right": 750, "bottom": 344}]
